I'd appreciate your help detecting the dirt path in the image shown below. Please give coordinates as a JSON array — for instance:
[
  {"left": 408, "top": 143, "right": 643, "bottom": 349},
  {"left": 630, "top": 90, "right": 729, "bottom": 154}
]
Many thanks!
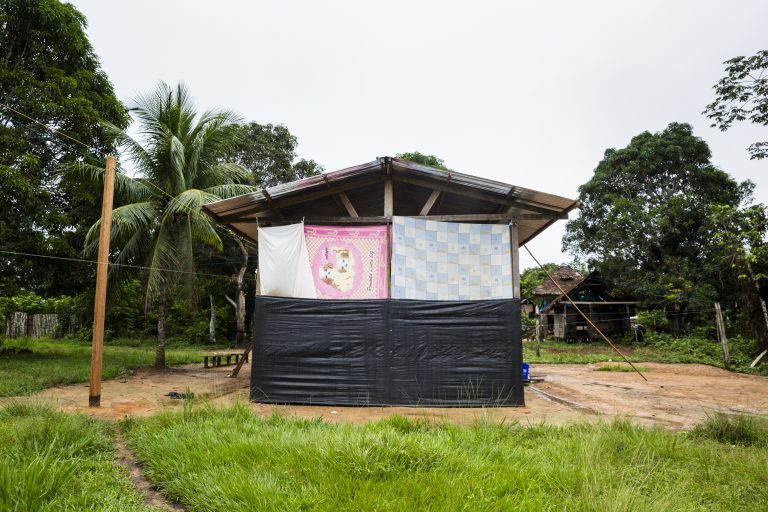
[
  {"left": 113, "top": 427, "right": 186, "bottom": 511},
  {"left": 532, "top": 362, "right": 768, "bottom": 428},
  {"left": 5, "top": 361, "right": 767, "bottom": 429}
]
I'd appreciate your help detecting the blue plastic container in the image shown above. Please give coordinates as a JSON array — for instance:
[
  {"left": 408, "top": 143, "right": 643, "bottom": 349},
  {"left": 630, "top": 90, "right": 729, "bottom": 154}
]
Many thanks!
[{"left": 522, "top": 362, "right": 530, "bottom": 380}]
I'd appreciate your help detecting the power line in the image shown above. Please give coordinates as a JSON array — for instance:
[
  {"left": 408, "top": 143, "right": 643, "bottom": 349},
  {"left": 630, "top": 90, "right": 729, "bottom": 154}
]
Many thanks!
[
  {"left": 0, "top": 100, "right": 95, "bottom": 151},
  {"left": 524, "top": 245, "right": 649, "bottom": 381},
  {"left": 0, "top": 101, "right": 258, "bottom": 249},
  {"left": 0, "top": 249, "right": 254, "bottom": 282}
]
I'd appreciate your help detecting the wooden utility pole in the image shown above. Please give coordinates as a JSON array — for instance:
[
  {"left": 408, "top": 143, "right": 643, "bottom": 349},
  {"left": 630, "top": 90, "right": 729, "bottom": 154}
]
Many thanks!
[
  {"left": 714, "top": 302, "right": 730, "bottom": 371},
  {"left": 89, "top": 155, "right": 116, "bottom": 407}
]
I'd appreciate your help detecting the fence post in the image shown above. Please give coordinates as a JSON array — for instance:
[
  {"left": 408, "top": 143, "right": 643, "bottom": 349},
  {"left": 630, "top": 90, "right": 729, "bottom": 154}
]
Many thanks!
[{"left": 714, "top": 302, "right": 729, "bottom": 371}]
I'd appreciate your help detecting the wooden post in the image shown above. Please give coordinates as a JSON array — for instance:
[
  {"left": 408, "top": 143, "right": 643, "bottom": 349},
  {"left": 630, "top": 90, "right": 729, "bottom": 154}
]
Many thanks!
[
  {"left": 535, "top": 316, "right": 541, "bottom": 357},
  {"left": 714, "top": 302, "right": 730, "bottom": 371},
  {"left": 89, "top": 155, "right": 116, "bottom": 407},
  {"left": 751, "top": 349, "right": 767, "bottom": 368},
  {"left": 384, "top": 178, "right": 393, "bottom": 218},
  {"left": 509, "top": 223, "right": 520, "bottom": 299}
]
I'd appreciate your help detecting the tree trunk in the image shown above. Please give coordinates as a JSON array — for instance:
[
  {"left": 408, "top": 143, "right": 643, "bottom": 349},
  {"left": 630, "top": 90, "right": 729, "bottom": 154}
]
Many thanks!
[
  {"left": 234, "top": 240, "right": 248, "bottom": 347},
  {"left": 155, "top": 278, "right": 170, "bottom": 368},
  {"left": 746, "top": 261, "right": 768, "bottom": 348},
  {"left": 209, "top": 294, "right": 216, "bottom": 344}
]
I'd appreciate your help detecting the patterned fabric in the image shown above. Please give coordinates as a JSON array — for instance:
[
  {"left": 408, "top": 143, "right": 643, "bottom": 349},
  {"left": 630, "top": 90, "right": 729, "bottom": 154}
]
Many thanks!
[
  {"left": 390, "top": 216, "right": 513, "bottom": 300},
  {"left": 305, "top": 225, "right": 389, "bottom": 299}
]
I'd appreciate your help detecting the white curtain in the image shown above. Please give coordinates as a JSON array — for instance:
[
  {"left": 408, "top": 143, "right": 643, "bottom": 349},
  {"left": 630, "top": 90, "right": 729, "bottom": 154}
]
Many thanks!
[{"left": 258, "top": 223, "right": 317, "bottom": 298}]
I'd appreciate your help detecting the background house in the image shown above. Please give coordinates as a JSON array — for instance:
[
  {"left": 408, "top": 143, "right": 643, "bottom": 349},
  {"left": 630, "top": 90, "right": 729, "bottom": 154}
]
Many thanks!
[{"left": 533, "top": 267, "right": 637, "bottom": 342}]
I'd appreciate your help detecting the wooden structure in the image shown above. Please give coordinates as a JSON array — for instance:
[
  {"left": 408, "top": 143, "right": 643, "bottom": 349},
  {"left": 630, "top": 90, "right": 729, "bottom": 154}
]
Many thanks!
[
  {"left": 535, "top": 270, "right": 638, "bottom": 342},
  {"left": 203, "top": 157, "right": 578, "bottom": 256},
  {"left": 203, "top": 157, "right": 578, "bottom": 406}
]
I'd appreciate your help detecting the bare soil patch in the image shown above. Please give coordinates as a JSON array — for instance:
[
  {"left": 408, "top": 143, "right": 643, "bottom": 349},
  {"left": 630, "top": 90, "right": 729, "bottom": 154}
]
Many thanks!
[{"left": 5, "top": 360, "right": 767, "bottom": 429}]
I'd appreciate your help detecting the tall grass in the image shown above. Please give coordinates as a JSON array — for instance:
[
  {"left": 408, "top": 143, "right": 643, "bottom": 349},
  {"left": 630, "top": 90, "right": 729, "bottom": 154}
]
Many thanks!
[
  {"left": 689, "top": 413, "right": 768, "bottom": 447},
  {"left": 123, "top": 403, "right": 768, "bottom": 511},
  {"left": 524, "top": 334, "right": 768, "bottom": 375},
  {"left": 0, "top": 403, "right": 152, "bottom": 511},
  {"left": 0, "top": 337, "right": 205, "bottom": 396}
]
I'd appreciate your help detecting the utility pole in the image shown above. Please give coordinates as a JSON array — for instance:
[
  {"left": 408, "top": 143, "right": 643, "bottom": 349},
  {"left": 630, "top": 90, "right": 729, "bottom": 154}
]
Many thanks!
[{"left": 89, "top": 155, "right": 116, "bottom": 407}]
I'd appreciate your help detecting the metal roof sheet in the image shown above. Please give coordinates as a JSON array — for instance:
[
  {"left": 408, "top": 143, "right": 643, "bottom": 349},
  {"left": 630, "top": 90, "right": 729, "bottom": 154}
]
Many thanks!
[{"left": 203, "top": 156, "right": 579, "bottom": 245}]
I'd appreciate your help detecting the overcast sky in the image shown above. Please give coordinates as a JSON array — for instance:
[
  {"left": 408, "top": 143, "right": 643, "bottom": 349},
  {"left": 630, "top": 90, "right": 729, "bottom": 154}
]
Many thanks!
[{"left": 71, "top": 0, "right": 767, "bottom": 271}]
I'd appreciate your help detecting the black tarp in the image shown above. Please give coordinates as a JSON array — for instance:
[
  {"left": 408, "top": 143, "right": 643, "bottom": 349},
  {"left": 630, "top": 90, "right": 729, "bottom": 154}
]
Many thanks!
[{"left": 251, "top": 297, "right": 523, "bottom": 407}]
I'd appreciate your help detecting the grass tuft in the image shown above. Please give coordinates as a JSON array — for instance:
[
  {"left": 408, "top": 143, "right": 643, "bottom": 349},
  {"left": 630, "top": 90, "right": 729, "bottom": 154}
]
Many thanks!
[
  {"left": 0, "top": 403, "right": 152, "bottom": 511},
  {"left": 689, "top": 413, "right": 768, "bottom": 447},
  {"left": 595, "top": 364, "right": 648, "bottom": 372}
]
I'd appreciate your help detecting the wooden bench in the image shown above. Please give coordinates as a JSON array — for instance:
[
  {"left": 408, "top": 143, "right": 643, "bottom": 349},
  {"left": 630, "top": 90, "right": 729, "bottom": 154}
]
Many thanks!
[{"left": 203, "top": 351, "right": 249, "bottom": 369}]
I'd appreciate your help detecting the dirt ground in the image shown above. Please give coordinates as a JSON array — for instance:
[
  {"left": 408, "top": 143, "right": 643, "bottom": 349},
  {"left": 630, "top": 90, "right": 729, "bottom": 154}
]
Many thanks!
[{"left": 7, "top": 361, "right": 768, "bottom": 429}]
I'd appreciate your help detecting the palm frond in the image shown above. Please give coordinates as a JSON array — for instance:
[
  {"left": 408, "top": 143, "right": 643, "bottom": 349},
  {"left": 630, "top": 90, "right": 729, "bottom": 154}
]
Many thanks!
[
  {"left": 194, "top": 162, "right": 252, "bottom": 189},
  {"left": 144, "top": 220, "right": 183, "bottom": 301},
  {"left": 84, "top": 202, "right": 158, "bottom": 257},
  {"left": 204, "top": 184, "right": 258, "bottom": 199},
  {"left": 162, "top": 189, "right": 220, "bottom": 218},
  {"left": 169, "top": 134, "right": 187, "bottom": 194},
  {"left": 60, "top": 161, "right": 157, "bottom": 203},
  {"left": 188, "top": 210, "right": 223, "bottom": 250}
]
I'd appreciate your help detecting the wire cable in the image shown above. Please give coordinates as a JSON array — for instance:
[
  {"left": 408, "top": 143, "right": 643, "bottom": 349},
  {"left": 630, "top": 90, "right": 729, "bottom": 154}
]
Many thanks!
[
  {"left": 0, "top": 249, "right": 254, "bottom": 282},
  {"left": 0, "top": 101, "right": 258, "bottom": 249},
  {"left": 524, "top": 245, "right": 649, "bottom": 381},
  {"left": 0, "top": 100, "right": 95, "bottom": 151}
]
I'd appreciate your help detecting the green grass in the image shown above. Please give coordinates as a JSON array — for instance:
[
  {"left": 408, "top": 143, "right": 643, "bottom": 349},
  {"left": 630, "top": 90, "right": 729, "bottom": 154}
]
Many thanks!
[
  {"left": 123, "top": 403, "right": 768, "bottom": 512},
  {"left": 0, "top": 337, "right": 207, "bottom": 397},
  {"left": 690, "top": 413, "right": 768, "bottom": 448},
  {"left": 524, "top": 333, "right": 768, "bottom": 375},
  {"left": 594, "top": 364, "right": 649, "bottom": 372},
  {"left": 0, "top": 403, "right": 153, "bottom": 511}
]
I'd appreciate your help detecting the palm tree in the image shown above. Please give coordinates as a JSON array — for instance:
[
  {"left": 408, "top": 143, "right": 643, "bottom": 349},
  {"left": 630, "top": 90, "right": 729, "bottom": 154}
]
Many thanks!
[{"left": 80, "top": 82, "right": 255, "bottom": 367}]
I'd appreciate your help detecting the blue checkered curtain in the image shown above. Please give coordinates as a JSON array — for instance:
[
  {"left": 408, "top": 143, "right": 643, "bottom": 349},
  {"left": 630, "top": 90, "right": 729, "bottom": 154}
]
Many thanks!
[{"left": 390, "top": 216, "right": 513, "bottom": 300}]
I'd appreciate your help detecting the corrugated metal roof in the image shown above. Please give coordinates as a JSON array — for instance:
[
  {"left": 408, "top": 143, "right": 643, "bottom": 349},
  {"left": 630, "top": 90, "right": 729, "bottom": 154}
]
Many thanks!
[{"left": 203, "top": 156, "right": 579, "bottom": 245}]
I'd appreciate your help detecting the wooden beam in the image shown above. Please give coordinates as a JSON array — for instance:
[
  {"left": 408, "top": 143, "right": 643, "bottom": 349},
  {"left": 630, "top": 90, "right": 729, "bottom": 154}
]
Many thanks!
[
  {"left": 323, "top": 174, "right": 348, "bottom": 215},
  {"left": 384, "top": 178, "right": 393, "bottom": 217},
  {"left": 393, "top": 174, "right": 565, "bottom": 218},
  {"left": 89, "top": 155, "right": 116, "bottom": 407},
  {"left": 216, "top": 176, "right": 384, "bottom": 221},
  {"left": 510, "top": 223, "right": 520, "bottom": 299},
  {"left": 338, "top": 192, "right": 359, "bottom": 217},
  {"left": 261, "top": 190, "right": 283, "bottom": 217},
  {"left": 419, "top": 190, "right": 441, "bottom": 216},
  {"left": 238, "top": 213, "right": 552, "bottom": 224}
]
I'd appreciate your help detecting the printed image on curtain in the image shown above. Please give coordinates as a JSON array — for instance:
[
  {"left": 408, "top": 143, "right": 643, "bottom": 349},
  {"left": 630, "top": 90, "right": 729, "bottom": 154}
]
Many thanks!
[
  {"left": 390, "top": 216, "right": 513, "bottom": 300},
  {"left": 304, "top": 225, "right": 389, "bottom": 299},
  {"left": 257, "top": 223, "right": 317, "bottom": 298}
]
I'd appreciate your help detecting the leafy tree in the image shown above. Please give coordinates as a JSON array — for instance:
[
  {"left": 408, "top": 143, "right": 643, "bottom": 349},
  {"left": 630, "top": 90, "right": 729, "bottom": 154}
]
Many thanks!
[
  {"left": 563, "top": 123, "right": 751, "bottom": 333},
  {"left": 704, "top": 50, "right": 768, "bottom": 160},
  {"left": 0, "top": 0, "right": 128, "bottom": 295},
  {"left": 520, "top": 263, "right": 558, "bottom": 300},
  {"left": 228, "top": 122, "right": 322, "bottom": 188},
  {"left": 396, "top": 152, "right": 448, "bottom": 170},
  {"left": 708, "top": 204, "right": 768, "bottom": 348},
  {"left": 78, "top": 82, "right": 256, "bottom": 367}
]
